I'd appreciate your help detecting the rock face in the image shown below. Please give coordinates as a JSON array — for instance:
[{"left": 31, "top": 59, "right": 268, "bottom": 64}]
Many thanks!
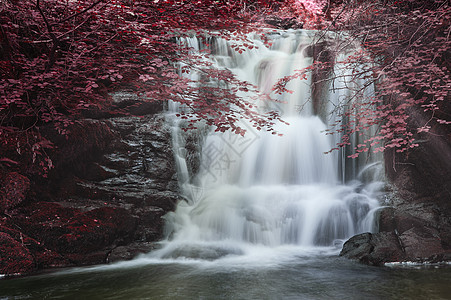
[
  {"left": 341, "top": 107, "right": 451, "bottom": 265},
  {"left": 0, "top": 94, "right": 181, "bottom": 276}
]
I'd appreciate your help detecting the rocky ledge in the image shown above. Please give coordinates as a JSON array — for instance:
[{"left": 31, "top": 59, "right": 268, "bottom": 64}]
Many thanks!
[{"left": 1, "top": 94, "right": 182, "bottom": 276}]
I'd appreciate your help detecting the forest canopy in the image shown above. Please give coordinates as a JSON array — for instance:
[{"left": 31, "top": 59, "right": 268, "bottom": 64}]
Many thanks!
[{"left": 0, "top": 0, "right": 450, "bottom": 175}]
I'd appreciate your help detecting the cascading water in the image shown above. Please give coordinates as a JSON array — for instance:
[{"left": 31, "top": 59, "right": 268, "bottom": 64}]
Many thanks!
[{"left": 156, "top": 30, "right": 383, "bottom": 260}]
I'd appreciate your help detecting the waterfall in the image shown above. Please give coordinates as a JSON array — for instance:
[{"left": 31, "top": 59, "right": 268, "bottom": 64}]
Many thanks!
[{"left": 157, "top": 30, "right": 382, "bottom": 260}]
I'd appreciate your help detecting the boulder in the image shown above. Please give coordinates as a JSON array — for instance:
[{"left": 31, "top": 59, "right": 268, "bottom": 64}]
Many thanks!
[{"left": 340, "top": 232, "right": 405, "bottom": 266}]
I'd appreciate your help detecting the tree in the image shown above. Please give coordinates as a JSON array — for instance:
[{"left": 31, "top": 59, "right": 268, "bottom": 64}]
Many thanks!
[
  {"left": 0, "top": 0, "right": 299, "bottom": 176},
  {"left": 280, "top": 0, "right": 450, "bottom": 157},
  {"left": 3, "top": 0, "right": 448, "bottom": 176}
]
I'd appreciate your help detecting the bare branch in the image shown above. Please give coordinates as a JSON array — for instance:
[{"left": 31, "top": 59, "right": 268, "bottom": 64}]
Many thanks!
[{"left": 35, "top": 0, "right": 59, "bottom": 72}]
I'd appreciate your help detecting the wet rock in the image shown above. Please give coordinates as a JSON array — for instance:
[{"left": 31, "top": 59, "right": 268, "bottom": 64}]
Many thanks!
[
  {"left": 33, "top": 120, "right": 117, "bottom": 200},
  {"left": 340, "top": 232, "right": 404, "bottom": 266},
  {"left": 107, "top": 242, "right": 157, "bottom": 263},
  {"left": 81, "top": 91, "right": 163, "bottom": 119},
  {"left": 381, "top": 205, "right": 448, "bottom": 257},
  {"left": 379, "top": 206, "right": 436, "bottom": 234},
  {"left": 65, "top": 251, "right": 110, "bottom": 266},
  {"left": 161, "top": 244, "right": 244, "bottom": 261},
  {"left": 48, "top": 121, "right": 115, "bottom": 173},
  {"left": 399, "top": 227, "right": 443, "bottom": 259},
  {"left": 144, "top": 191, "right": 180, "bottom": 212},
  {"left": 133, "top": 206, "right": 167, "bottom": 242},
  {"left": 83, "top": 207, "right": 138, "bottom": 249},
  {"left": 82, "top": 163, "right": 120, "bottom": 182}
]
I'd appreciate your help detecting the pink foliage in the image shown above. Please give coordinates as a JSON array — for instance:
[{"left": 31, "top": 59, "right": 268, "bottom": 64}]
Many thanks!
[
  {"left": 0, "top": 0, "right": 297, "bottom": 175},
  {"left": 288, "top": 0, "right": 451, "bottom": 157}
]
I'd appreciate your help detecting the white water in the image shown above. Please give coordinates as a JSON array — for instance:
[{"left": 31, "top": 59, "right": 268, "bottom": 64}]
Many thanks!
[{"left": 157, "top": 30, "right": 382, "bottom": 260}]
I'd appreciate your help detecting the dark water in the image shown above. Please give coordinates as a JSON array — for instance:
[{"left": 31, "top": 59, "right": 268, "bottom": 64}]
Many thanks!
[{"left": 1, "top": 248, "right": 451, "bottom": 300}]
